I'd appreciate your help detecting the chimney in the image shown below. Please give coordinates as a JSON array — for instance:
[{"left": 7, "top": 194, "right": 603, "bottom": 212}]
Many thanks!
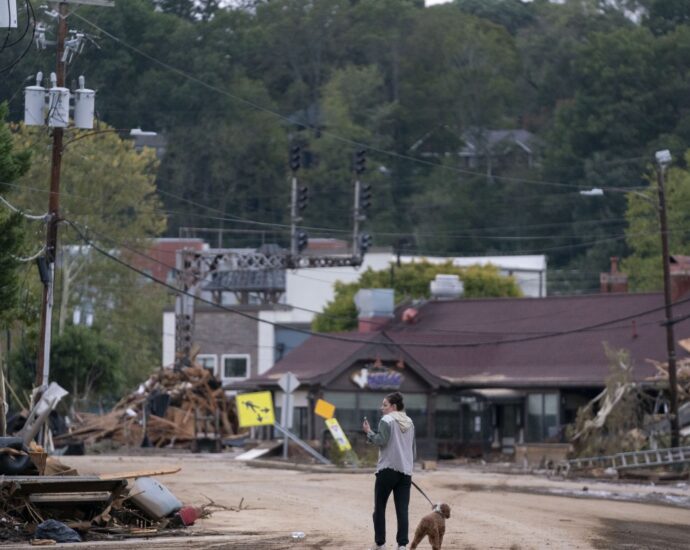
[
  {"left": 600, "top": 257, "right": 628, "bottom": 293},
  {"left": 354, "top": 289, "right": 394, "bottom": 332},
  {"left": 670, "top": 255, "right": 690, "bottom": 301}
]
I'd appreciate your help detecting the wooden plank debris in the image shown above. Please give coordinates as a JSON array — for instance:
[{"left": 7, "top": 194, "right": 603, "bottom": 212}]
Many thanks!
[
  {"left": 54, "top": 365, "right": 243, "bottom": 449},
  {"left": 99, "top": 467, "right": 181, "bottom": 480}
]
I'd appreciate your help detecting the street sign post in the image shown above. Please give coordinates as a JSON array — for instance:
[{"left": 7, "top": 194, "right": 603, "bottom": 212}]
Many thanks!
[
  {"left": 278, "top": 372, "right": 300, "bottom": 459},
  {"left": 278, "top": 372, "right": 300, "bottom": 429}
]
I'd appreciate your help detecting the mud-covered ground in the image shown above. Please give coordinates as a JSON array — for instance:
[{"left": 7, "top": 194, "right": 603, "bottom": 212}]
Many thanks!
[{"left": 3, "top": 452, "right": 689, "bottom": 549}]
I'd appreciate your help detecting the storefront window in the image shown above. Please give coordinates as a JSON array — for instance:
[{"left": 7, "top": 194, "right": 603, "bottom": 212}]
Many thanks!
[
  {"left": 435, "top": 395, "right": 459, "bottom": 439},
  {"left": 527, "top": 392, "right": 560, "bottom": 442},
  {"left": 404, "top": 393, "right": 427, "bottom": 438}
]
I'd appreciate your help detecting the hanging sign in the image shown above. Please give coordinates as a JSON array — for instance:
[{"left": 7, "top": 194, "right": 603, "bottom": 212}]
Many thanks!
[{"left": 351, "top": 365, "right": 403, "bottom": 390}]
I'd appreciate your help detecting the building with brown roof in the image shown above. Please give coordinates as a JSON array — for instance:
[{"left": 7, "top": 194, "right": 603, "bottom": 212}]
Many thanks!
[{"left": 250, "top": 282, "right": 690, "bottom": 458}]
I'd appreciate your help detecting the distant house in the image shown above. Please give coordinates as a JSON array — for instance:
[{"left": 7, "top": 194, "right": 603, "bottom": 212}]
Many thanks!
[
  {"left": 409, "top": 126, "right": 541, "bottom": 175},
  {"left": 247, "top": 270, "right": 690, "bottom": 458},
  {"left": 458, "top": 128, "right": 540, "bottom": 171}
]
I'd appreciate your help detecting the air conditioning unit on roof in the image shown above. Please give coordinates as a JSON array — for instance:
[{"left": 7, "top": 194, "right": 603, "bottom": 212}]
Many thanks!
[{"left": 430, "top": 274, "right": 463, "bottom": 300}]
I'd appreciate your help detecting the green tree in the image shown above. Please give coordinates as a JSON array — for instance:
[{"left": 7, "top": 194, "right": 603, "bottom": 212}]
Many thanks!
[
  {"left": 301, "top": 64, "right": 398, "bottom": 236},
  {"left": 313, "top": 261, "right": 521, "bottom": 332},
  {"left": 0, "top": 103, "right": 30, "bottom": 323},
  {"left": 622, "top": 152, "right": 690, "bottom": 290},
  {"left": 9, "top": 123, "right": 168, "bottom": 385},
  {"left": 50, "top": 325, "right": 124, "bottom": 408}
]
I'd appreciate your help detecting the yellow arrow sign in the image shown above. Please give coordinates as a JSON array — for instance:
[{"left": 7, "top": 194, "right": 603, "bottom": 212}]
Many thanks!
[{"left": 236, "top": 391, "right": 275, "bottom": 427}]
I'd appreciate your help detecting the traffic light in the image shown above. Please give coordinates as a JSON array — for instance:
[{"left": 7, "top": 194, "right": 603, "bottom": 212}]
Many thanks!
[
  {"left": 290, "top": 146, "right": 301, "bottom": 172},
  {"left": 358, "top": 232, "right": 373, "bottom": 254},
  {"left": 297, "top": 230, "right": 309, "bottom": 252},
  {"left": 354, "top": 149, "right": 366, "bottom": 174},
  {"left": 298, "top": 185, "right": 309, "bottom": 211},
  {"left": 359, "top": 182, "right": 372, "bottom": 211}
]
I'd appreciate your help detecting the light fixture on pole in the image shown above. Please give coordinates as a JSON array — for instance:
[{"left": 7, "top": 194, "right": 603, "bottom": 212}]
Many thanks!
[{"left": 654, "top": 148, "right": 681, "bottom": 448}]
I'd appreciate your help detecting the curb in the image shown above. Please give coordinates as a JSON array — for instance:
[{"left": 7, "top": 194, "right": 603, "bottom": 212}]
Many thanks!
[{"left": 240, "top": 458, "right": 375, "bottom": 474}]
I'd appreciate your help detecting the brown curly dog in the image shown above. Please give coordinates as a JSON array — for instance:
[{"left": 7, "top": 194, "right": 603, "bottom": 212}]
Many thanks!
[{"left": 410, "top": 503, "right": 451, "bottom": 550}]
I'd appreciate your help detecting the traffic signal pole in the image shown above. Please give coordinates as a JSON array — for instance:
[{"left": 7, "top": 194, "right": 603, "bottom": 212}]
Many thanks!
[
  {"left": 352, "top": 178, "right": 361, "bottom": 257},
  {"left": 290, "top": 173, "right": 299, "bottom": 256}
]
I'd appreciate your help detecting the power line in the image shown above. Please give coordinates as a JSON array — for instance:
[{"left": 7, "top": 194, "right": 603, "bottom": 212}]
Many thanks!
[
  {"left": 66, "top": 218, "right": 688, "bottom": 350},
  {"left": 3, "top": 178, "right": 639, "bottom": 242},
  {"left": 0, "top": 193, "right": 49, "bottom": 221}
]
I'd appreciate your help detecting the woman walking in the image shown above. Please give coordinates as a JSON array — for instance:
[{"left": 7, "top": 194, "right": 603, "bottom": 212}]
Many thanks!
[{"left": 362, "top": 391, "right": 416, "bottom": 550}]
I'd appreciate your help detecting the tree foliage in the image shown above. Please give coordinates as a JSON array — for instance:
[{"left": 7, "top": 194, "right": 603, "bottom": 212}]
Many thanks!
[
  {"left": 0, "top": 103, "right": 30, "bottom": 324},
  {"left": 2, "top": 0, "right": 690, "bottom": 295},
  {"left": 312, "top": 261, "right": 521, "bottom": 332}
]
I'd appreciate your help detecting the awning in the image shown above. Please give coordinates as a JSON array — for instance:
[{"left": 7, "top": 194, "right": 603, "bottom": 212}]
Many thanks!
[{"left": 464, "top": 388, "right": 526, "bottom": 403}]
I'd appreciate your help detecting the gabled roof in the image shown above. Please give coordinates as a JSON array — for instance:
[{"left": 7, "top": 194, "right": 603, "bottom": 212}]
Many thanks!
[
  {"left": 260, "top": 292, "right": 690, "bottom": 389},
  {"left": 459, "top": 129, "right": 539, "bottom": 157},
  {"left": 258, "top": 331, "right": 447, "bottom": 389}
]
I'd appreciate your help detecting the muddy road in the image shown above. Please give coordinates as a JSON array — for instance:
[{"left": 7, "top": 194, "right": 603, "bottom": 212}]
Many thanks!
[{"left": 6, "top": 453, "right": 690, "bottom": 549}]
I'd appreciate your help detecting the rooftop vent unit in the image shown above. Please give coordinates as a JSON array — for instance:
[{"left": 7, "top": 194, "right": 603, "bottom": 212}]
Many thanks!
[{"left": 430, "top": 274, "right": 463, "bottom": 300}]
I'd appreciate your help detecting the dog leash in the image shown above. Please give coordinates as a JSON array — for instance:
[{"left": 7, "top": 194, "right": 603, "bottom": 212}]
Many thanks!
[{"left": 411, "top": 480, "right": 434, "bottom": 507}]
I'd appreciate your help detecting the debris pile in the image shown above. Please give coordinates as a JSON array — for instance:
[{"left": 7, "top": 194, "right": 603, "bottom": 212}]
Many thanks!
[
  {"left": 0, "top": 466, "right": 226, "bottom": 543},
  {"left": 564, "top": 345, "right": 690, "bottom": 476},
  {"left": 647, "top": 355, "right": 690, "bottom": 402},
  {"left": 55, "top": 366, "right": 242, "bottom": 449}
]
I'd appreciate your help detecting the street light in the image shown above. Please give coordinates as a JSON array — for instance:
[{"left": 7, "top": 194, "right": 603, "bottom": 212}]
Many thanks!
[
  {"left": 579, "top": 149, "right": 681, "bottom": 447},
  {"left": 654, "top": 149, "right": 681, "bottom": 448}
]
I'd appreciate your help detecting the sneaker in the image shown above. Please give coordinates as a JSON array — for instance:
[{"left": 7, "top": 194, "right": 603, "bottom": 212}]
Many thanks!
[{"left": 398, "top": 547, "right": 407, "bottom": 550}]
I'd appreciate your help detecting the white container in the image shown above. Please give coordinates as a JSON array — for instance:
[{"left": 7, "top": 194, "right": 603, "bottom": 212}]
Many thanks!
[
  {"left": 0, "top": 0, "right": 18, "bottom": 28},
  {"left": 24, "top": 85, "right": 45, "bottom": 126},
  {"left": 130, "top": 477, "right": 182, "bottom": 519},
  {"left": 48, "top": 86, "right": 70, "bottom": 128},
  {"left": 74, "top": 76, "right": 95, "bottom": 129}
]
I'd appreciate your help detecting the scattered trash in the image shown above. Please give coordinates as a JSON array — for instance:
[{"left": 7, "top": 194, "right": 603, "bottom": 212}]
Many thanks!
[
  {"left": 176, "top": 506, "right": 202, "bottom": 526},
  {"left": 129, "top": 477, "right": 182, "bottom": 520},
  {"left": 291, "top": 531, "right": 306, "bottom": 540},
  {"left": 0, "top": 436, "right": 32, "bottom": 475},
  {"left": 34, "top": 519, "right": 81, "bottom": 543}
]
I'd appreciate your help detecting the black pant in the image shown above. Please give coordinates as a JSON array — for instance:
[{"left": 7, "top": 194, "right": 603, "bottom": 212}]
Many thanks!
[{"left": 373, "top": 468, "right": 411, "bottom": 546}]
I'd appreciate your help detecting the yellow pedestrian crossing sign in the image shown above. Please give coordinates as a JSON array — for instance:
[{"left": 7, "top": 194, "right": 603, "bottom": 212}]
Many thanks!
[{"left": 237, "top": 391, "right": 275, "bottom": 427}]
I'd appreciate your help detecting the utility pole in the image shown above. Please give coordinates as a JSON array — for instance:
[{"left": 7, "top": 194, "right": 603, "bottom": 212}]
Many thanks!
[
  {"left": 33, "top": 0, "right": 111, "bottom": 390},
  {"left": 35, "top": 2, "right": 68, "bottom": 389},
  {"left": 655, "top": 149, "right": 680, "bottom": 448}
]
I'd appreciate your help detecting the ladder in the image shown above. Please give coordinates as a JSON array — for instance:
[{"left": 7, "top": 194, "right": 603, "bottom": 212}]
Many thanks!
[{"left": 563, "top": 446, "right": 690, "bottom": 473}]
